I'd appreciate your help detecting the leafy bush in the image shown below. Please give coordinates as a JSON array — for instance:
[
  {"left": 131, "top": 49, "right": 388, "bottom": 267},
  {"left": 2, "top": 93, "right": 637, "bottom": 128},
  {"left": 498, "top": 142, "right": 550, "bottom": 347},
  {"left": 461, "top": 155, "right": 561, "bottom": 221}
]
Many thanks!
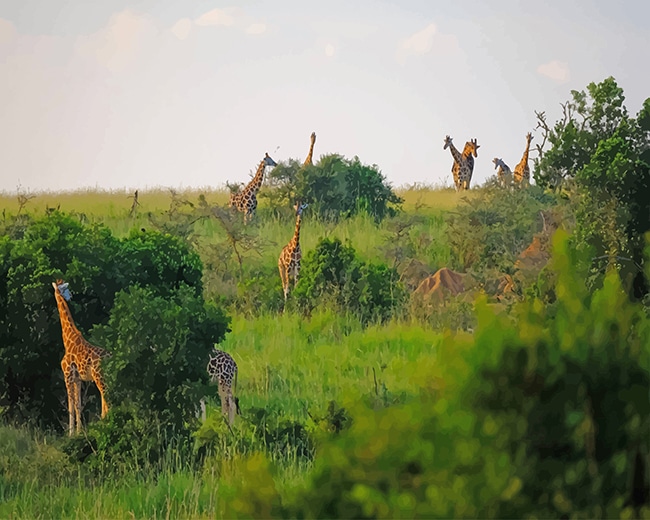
[
  {"left": 262, "top": 154, "right": 402, "bottom": 222},
  {"left": 294, "top": 237, "right": 405, "bottom": 324}
]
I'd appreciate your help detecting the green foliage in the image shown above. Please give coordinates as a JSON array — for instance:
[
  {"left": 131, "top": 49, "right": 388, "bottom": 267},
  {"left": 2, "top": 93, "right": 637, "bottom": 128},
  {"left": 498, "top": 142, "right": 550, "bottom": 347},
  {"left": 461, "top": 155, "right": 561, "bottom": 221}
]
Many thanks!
[
  {"left": 118, "top": 228, "right": 205, "bottom": 297},
  {"left": 234, "top": 264, "right": 285, "bottom": 316},
  {"left": 263, "top": 153, "right": 402, "bottom": 222},
  {"left": 0, "top": 212, "right": 123, "bottom": 428},
  {"left": 0, "top": 425, "right": 73, "bottom": 492},
  {"left": 534, "top": 77, "right": 650, "bottom": 296},
  {"left": 294, "top": 237, "right": 405, "bottom": 324},
  {"left": 90, "top": 284, "right": 230, "bottom": 431},
  {"left": 446, "top": 183, "right": 557, "bottom": 272},
  {"left": 470, "top": 230, "right": 650, "bottom": 517}
]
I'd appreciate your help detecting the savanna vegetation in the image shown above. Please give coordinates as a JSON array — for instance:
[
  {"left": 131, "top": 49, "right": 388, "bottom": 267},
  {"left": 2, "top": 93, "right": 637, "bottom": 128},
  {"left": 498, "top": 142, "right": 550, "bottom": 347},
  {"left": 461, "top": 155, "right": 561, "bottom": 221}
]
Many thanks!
[{"left": 0, "top": 77, "right": 648, "bottom": 519}]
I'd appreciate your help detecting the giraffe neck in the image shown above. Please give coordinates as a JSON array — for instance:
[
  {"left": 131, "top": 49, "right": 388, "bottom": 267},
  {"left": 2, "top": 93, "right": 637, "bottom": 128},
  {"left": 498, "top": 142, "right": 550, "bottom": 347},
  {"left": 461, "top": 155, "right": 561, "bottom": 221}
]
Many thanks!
[
  {"left": 447, "top": 141, "right": 463, "bottom": 163},
  {"left": 461, "top": 143, "right": 474, "bottom": 159},
  {"left": 304, "top": 140, "right": 315, "bottom": 166},
  {"left": 244, "top": 159, "right": 266, "bottom": 195},
  {"left": 521, "top": 141, "right": 531, "bottom": 164},
  {"left": 54, "top": 293, "right": 82, "bottom": 345},
  {"left": 289, "top": 214, "right": 302, "bottom": 248}
]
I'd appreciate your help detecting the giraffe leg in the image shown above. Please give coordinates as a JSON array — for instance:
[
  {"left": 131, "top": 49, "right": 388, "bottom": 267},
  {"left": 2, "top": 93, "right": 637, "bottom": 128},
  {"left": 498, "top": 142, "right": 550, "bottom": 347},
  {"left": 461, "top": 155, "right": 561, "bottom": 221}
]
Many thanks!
[
  {"left": 293, "top": 265, "right": 300, "bottom": 289},
  {"left": 226, "top": 391, "right": 236, "bottom": 426},
  {"left": 73, "top": 379, "right": 82, "bottom": 434},
  {"left": 92, "top": 366, "right": 109, "bottom": 418},
  {"left": 218, "top": 383, "right": 229, "bottom": 420},
  {"left": 63, "top": 373, "right": 75, "bottom": 436},
  {"left": 278, "top": 260, "right": 289, "bottom": 301}
]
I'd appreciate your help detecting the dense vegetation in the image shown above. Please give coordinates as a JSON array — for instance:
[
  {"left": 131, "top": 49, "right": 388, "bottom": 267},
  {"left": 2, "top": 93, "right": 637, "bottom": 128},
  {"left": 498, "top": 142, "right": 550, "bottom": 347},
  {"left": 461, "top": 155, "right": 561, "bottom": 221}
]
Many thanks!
[{"left": 0, "top": 77, "right": 648, "bottom": 519}]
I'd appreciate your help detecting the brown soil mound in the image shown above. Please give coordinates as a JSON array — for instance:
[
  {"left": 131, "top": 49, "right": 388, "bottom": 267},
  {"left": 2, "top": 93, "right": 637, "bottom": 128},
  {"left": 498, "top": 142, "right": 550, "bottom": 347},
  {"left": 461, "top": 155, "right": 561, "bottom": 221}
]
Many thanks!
[{"left": 414, "top": 267, "right": 466, "bottom": 304}]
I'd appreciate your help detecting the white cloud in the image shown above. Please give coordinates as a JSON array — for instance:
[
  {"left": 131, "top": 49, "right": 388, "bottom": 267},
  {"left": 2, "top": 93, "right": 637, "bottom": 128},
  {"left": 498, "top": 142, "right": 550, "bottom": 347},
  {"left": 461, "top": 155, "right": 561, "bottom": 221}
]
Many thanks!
[
  {"left": 245, "top": 23, "right": 266, "bottom": 35},
  {"left": 74, "top": 10, "right": 158, "bottom": 72},
  {"left": 537, "top": 60, "right": 570, "bottom": 83},
  {"left": 402, "top": 23, "right": 437, "bottom": 55},
  {"left": 171, "top": 18, "right": 192, "bottom": 40},
  {"left": 194, "top": 8, "right": 235, "bottom": 27},
  {"left": 0, "top": 17, "right": 16, "bottom": 45},
  {"left": 325, "top": 44, "right": 335, "bottom": 57}
]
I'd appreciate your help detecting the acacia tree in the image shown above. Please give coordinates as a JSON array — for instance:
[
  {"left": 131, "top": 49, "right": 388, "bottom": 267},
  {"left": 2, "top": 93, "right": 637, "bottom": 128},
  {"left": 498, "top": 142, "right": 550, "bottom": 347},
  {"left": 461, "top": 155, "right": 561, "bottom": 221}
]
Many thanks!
[{"left": 533, "top": 77, "right": 650, "bottom": 298}]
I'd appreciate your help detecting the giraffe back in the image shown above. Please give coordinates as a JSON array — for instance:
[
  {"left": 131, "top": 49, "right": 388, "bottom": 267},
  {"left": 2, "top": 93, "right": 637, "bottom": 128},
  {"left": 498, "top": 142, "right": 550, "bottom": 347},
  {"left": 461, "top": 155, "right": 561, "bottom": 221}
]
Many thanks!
[{"left": 207, "top": 349, "right": 238, "bottom": 389}]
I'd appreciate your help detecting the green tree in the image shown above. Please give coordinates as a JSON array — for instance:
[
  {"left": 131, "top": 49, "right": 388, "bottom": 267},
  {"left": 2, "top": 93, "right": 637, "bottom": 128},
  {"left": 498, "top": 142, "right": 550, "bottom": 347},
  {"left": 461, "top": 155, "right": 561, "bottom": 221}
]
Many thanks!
[{"left": 534, "top": 77, "right": 650, "bottom": 297}]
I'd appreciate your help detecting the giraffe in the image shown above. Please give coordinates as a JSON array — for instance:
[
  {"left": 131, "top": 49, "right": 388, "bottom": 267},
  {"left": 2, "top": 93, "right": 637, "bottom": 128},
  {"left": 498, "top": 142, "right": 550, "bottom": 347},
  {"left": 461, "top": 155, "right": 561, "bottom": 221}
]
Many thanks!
[
  {"left": 52, "top": 279, "right": 111, "bottom": 436},
  {"left": 303, "top": 132, "right": 316, "bottom": 167},
  {"left": 513, "top": 132, "right": 534, "bottom": 186},
  {"left": 278, "top": 202, "right": 308, "bottom": 301},
  {"left": 201, "top": 348, "right": 240, "bottom": 426},
  {"left": 229, "top": 152, "right": 277, "bottom": 223},
  {"left": 492, "top": 157, "right": 513, "bottom": 187},
  {"left": 444, "top": 136, "right": 480, "bottom": 191}
]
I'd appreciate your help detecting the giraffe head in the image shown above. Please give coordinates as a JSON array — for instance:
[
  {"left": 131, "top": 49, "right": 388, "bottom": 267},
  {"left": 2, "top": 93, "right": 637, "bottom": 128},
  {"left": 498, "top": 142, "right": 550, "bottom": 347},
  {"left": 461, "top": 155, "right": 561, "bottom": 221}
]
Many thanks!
[
  {"left": 443, "top": 135, "right": 453, "bottom": 150},
  {"left": 467, "top": 138, "right": 480, "bottom": 157},
  {"left": 525, "top": 132, "right": 534, "bottom": 144},
  {"left": 310, "top": 132, "right": 316, "bottom": 144},
  {"left": 263, "top": 152, "right": 277, "bottom": 168},
  {"left": 294, "top": 201, "right": 308, "bottom": 216},
  {"left": 493, "top": 158, "right": 503, "bottom": 170},
  {"left": 52, "top": 279, "right": 72, "bottom": 301}
]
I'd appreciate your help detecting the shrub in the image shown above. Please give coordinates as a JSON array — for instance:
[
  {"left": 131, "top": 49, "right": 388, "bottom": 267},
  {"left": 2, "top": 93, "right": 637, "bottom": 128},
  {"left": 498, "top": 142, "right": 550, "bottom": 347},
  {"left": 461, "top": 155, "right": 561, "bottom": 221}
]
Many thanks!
[{"left": 293, "top": 237, "right": 405, "bottom": 324}]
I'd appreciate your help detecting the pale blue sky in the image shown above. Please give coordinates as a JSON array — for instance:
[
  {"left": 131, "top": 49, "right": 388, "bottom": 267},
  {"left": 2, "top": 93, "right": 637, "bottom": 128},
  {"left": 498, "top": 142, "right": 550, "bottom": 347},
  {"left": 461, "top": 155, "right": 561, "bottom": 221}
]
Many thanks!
[{"left": 0, "top": 0, "right": 648, "bottom": 193}]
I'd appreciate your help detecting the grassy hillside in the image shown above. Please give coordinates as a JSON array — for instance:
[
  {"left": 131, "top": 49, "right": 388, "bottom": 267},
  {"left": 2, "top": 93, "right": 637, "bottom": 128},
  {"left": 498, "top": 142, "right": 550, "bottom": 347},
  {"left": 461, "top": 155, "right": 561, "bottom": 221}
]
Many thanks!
[{"left": 1, "top": 184, "right": 647, "bottom": 519}]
